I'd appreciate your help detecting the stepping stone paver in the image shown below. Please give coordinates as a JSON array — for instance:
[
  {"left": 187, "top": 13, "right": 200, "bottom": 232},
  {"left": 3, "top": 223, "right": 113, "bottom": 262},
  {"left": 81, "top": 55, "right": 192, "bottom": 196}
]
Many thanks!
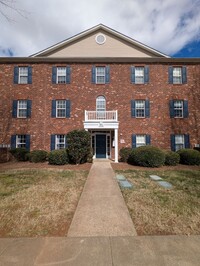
[
  {"left": 157, "top": 181, "right": 173, "bottom": 189},
  {"left": 149, "top": 175, "right": 163, "bottom": 181},
  {"left": 119, "top": 180, "right": 133, "bottom": 189}
]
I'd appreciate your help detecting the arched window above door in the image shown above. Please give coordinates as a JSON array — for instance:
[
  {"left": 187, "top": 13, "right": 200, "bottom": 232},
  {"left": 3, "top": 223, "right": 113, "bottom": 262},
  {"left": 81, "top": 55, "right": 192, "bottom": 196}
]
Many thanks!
[{"left": 96, "top": 96, "right": 106, "bottom": 112}]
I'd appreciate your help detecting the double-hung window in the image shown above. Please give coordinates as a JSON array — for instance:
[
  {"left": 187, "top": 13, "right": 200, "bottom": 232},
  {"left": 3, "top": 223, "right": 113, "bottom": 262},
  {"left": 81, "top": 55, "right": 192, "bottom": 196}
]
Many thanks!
[
  {"left": 174, "top": 100, "right": 183, "bottom": 118},
  {"left": 170, "top": 100, "right": 188, "bottom": 118},
  {"left": 92, "top": 66, "right": 110, "bottom": 84},
  {"left": 96, "top": 67, "right": 105, "bottom": 84},
  {"left": 168, "top": 66, "right": 187, "bottom": 84},
  {"left": 51, "top": 134, "right": 66, "bottom": 150},
  {"left": 11, "top": 134, "right": 30, "bottom": 150},
  {"left": 14, "top": 66, "right": 32, "bottom": 84},
  {"left": 135, "top": 100, "right": 145, "bottom": 118},
  {"left": 131, "top": 66, "right": 149, "bottom": 84},
  {"left": 135, "top": 67, "right": 144, "bottom": 84},
  {"left": 19, "top": 67, "right": 28, "bottom": 84},
  {"left": 131, "top": 99, "right": 150, "bottom": 118},
  {"left": 171, "top": 134, "right": 190, "bottom": 151},
  {"left": 52, "top": 66, "right": 71, "bottom": 84},
  {"left": 18, "top": 100, "right": 27, "bottom": 118},
  {"left": 56, "top": 100, "right": 66, "bottom": 118},
  {"left": 57, "top": 67, "right": 66, "bottom": 84},
  {"left": 51, "top": 100, "right": 71, "bottom": 118},
  {"left": 132, "top": 134, "right": 151, "bottom": 148},
  {"left": 55, "top": 135, "right": 66, "bottom": 149},
  {"left": 12, "top": 100, "right": 32, "bottom": 118}
]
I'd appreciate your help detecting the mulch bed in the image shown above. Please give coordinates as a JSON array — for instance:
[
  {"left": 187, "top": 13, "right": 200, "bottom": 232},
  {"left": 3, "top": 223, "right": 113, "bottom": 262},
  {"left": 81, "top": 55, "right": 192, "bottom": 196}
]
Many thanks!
[
  {"left": 0, "top": 161, "right": 92, "bottom": 171},
  {"left": 111, "top": 162, "right": 200, "bottom": 171}
]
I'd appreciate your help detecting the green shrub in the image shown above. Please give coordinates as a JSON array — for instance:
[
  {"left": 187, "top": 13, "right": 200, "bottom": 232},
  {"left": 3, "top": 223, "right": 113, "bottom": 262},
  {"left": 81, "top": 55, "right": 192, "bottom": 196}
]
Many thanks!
[
  {"left": 48, "top": 149, "right": 69, "bottom": 165},
  {"left": 67, "top": 129, "right": 91, "bottom": 164},
  {"left": 119, "top": 147, "right": 132, "bottom": 162},
  {"left": 128, "top": 146, "right": 165, "bottom": 167},
  {"left": 10, "top": 148, "right": 29, "bottom": 161},
  {"left": 28, "top": 150, "right": 48, "bottom": 163},
  {"left": 177, "top": 149, "right": 200, "bottom": 165},
  {"left": 164, "top": 151, "right": 180, "bottom": 166}
]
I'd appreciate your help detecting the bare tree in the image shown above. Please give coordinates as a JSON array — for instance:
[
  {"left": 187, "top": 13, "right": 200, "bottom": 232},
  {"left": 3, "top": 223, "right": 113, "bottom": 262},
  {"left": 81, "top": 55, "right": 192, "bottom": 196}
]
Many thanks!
[{"left": 0, "top": 0, "right": 27, "bottom": 21}]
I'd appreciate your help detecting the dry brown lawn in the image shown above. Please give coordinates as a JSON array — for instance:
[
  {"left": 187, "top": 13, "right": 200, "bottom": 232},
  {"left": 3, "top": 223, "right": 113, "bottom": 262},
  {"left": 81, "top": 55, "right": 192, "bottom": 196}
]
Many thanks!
[
  {"left": 116, "top": 169, "right": 200, "bottom": 236},
  {"left": 0, "top": 169, "right": 88, "bottom": 237}
]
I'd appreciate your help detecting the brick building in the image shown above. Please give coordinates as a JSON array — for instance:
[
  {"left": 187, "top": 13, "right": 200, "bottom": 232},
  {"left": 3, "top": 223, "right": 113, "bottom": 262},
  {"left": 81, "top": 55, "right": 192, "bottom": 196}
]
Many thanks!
[{"left": 0, "top": 24, "right": 200, "bottom": 162}]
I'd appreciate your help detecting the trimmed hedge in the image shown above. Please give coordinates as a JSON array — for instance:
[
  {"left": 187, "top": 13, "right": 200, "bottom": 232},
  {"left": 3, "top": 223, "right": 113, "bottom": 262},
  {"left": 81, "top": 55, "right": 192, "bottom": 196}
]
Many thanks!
[
  {"left": 67, "top": 129, "right": 91, "bottom": 164},
  {"left": 10, "top": 148, "right": 29, "bottom": 161},
  {"left": 177, "top": 149, "right": 200, "bottom": 165},
  {"left": 119, "top": 147, "right": 132, "bottom": 162},
  {"left": 164, "top": 151, "right": 180, "bottom": 166},
  {"left": 28, "top": 150, "right": 48, "bottom": 163},
  {"left": 48, "top": 149, "right": 69, "bottom": 165},
  {"left": 128, "top": 146, "right": 165, "bottom": 167}
]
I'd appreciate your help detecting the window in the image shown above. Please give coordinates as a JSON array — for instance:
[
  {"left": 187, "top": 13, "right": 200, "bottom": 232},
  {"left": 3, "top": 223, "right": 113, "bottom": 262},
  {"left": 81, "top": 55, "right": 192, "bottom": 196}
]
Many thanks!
[
  {"left": 14, "top": 66, "right": 32, "bottom": 84},
  {"left": 170, "top": 100, "right": 188, "bottom": 118},
  {"left": 168, "top": 66, "right": 187, "bottom": 84},
  {"left": 173, "top": 67, "right": 182, "bottom": 84},
  {"left": 16, "top": 135, "right": 26, "bottom": 148},
  {"left": 12, "top": 100, "right": 32, "bottom": 118},
  {"left": 57, "top": 67, "right": 66, "bottom": 83},
  {"left": 131, "top": 100, "right": 150, "bottom": 118},
  {"left": 52, "top": 66, "right": 71, "bottom": 84},
  {"left": 18, "top": 100, "right": 27, "bottom": 118},
  {"left": 135, "top": 67, "right": 144, "bottom": 84},
  {"left": 55, "top": 135, "right": 66, "bottom": 149},
  {"left": 136, "top": 135, "right": 146, "bottom": 147},
  {"left": 131, "top": 66, "right": 149, "bottom": 84},
  {"left": 174, "top": 135, "right": 184, "bottom": 151},
  {"left": 171, "top": 134, "right": 190, "bottom": 151},
  {"left": 50, "top": 134, "right": 66, "bottom": 150},
  {"left": 51, "top": 100, "right": 71, "bottom": 118},
  {"left": 11, "top": 134, "right": 30, "bottom": 150},
  {"left": 135, "top": 100, "right": 145, "bottom": 118},
  {"left": 96, "top": 96, "right": 106, "bottom": 119},
  {"left": 56, "top": 100, "right": 66, "bottom": 118},
  {"left": 132, "top": 134, "right": 151, "bottom": 148},
  {"left": 96, "top": 67, "right": 105, "bottom": 84},
  {"left": 92, "top": 66, "right": 110, "bottom": 84}
]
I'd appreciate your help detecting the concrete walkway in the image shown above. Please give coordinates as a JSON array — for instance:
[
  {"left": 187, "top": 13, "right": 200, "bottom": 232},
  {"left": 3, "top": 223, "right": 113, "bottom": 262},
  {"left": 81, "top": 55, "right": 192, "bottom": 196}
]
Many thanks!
[
  {"left": 1, "top": 236, "right": 200, "bottom": 265},
  {"left": 67, "top": 160, "right": 137, "bottom": 237}
]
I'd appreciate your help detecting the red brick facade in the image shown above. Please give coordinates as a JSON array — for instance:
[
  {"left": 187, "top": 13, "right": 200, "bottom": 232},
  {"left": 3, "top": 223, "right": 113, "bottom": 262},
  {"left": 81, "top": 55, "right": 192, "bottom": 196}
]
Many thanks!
[{"left": 0, "top": 60, "right": 200, "bottom": 160}]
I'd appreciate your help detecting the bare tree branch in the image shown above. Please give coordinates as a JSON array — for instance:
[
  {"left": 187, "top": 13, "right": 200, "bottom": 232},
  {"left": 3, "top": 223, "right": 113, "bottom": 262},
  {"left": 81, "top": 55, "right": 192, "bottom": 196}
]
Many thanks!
[{"left": 0, "top": 0, "right": 28, "bottom": 21}]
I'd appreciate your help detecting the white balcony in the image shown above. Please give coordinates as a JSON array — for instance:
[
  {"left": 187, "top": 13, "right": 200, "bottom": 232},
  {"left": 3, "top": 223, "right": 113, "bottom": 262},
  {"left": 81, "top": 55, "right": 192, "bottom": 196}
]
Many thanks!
[{"left": 85, "top": 110, "right": 118, "bottom": 122}]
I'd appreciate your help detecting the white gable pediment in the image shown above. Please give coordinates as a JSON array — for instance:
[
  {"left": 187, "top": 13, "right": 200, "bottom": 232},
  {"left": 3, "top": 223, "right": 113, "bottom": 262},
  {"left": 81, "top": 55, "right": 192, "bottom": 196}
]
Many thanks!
[{"left": 31, "top": 24, "right": 169, "bottom": 58}]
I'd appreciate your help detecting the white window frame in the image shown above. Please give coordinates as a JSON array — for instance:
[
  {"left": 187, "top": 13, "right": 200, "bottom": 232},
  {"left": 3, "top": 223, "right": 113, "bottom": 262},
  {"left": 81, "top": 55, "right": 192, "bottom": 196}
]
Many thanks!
[
  {"left": 96, "top": 96, "right": 106, "bottom": 119},
  {"left": 136, "top": 135, "right": 146, "bottom": 147},
  {"left": 174, "top": 100, "right": 183, "bottom": 118},
  {"left": 57, "top": 67, "right": 66, "bottom": 84},
  {"left": 56, "top": 100, "right": 66, "bottom": 118},
  {"left": 135, "top": 100, "right": 145, "bottom": 118},
  {"left": 19, "top": 67, "right": 28, "bottom": 84},
  {"left": 96, "top": 67, "right": 105, "bottom": 84},
  {"left": 17, "top": 100, "right": 27, "bottom": 118},
  {"left": 173, "top": 67, "right": 182, "bottom": 84},
  {"left": 16, "top": 135, "right": 26, "bottom": 148},
  {"left": 55, "top": 135, "right": 66, "bottom": 150},
  {"left": 135, "top": 67, "right": 144, "bottom": 84},
  {"left": 175, "top": 135, "right": 185, "bottom": 151}
]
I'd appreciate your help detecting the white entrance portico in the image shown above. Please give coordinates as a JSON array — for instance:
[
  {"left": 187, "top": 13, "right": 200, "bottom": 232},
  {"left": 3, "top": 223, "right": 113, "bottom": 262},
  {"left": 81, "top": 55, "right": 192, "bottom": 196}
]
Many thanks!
[{"left": 84, "top": 110, "right": 119, "bottom": 162}]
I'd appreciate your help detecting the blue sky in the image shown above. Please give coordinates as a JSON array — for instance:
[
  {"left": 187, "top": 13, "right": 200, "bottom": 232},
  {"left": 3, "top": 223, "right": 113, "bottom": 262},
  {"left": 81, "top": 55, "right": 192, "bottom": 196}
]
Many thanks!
[{"left": 0, "top": 0, "right": 200, "bottom": 58}]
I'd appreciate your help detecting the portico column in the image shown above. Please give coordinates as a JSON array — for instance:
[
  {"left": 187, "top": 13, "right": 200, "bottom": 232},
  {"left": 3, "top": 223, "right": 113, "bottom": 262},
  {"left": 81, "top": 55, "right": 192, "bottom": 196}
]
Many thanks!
[{"left": 114, "top": 128, "right": 118, "bottom": 163}]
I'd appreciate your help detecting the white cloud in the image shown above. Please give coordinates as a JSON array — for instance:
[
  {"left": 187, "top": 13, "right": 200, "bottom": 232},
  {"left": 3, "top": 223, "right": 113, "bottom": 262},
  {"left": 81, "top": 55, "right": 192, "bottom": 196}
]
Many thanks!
[{"left": 0, "top": 0, "right": 200, "bottom": 56}]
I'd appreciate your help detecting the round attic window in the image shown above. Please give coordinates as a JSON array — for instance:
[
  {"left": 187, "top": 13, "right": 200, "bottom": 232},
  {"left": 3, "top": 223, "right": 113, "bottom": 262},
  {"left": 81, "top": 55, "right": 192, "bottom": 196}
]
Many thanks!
[{"left": 95, "top": 34, "right": 106, "bottom": 45}]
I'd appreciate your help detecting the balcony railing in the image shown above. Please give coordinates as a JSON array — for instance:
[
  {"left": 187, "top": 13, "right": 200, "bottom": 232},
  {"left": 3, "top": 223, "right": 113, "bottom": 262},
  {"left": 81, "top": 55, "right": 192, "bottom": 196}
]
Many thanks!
[{"left": 85, "top": 111, "right": 118, "bottom": 121}]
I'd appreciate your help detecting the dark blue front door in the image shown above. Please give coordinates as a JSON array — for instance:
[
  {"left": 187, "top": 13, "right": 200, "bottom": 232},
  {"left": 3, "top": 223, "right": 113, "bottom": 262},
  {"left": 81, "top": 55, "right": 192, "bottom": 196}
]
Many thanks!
[{"left": 96, "top": 134, "right": 106, "bottom": 158}]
